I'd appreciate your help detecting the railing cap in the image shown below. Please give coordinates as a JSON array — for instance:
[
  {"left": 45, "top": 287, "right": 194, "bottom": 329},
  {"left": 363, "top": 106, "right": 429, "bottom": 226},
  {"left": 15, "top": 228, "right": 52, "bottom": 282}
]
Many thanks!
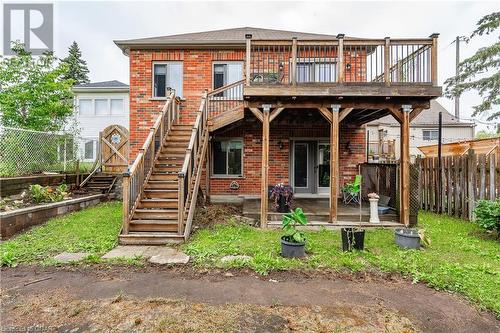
[
  {"left": 429, "top": 33, "right": 440, "bottom": 38},
  {"left": 336, "top": 33, "right": 345, "bottom": 39},
  {"left": 245, "top": 34, "right": 252, "bottom": 39}
]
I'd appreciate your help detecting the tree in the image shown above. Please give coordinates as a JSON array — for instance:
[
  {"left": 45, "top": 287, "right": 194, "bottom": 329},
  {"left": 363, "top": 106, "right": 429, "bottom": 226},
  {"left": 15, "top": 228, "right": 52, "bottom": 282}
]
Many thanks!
[
  {"left": 445, "top": 11, "right": 500, "bottom": 120},
  {"left": 0, "top": 43, "right": 74, "bottom": 131},
  {"left": 476, "top": 129, "right": 499, "bottom": 139},
  {"left": 61, "top": 41, "right": 90, "bottom": 85}
]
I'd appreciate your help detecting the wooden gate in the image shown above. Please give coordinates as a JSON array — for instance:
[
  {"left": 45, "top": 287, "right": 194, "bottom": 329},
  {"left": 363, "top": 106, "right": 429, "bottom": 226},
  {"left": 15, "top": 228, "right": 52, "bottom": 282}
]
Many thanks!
[{"left": 100, "top": 125, "right": 129, "bottom": 173}]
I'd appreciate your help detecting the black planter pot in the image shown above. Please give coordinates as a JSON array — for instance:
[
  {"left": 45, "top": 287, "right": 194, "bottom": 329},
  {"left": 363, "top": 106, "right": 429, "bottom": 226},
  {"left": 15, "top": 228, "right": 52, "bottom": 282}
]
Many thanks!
[
  {"left": 281, "top": 236, "right": 305, "bottom": 258},
  {"left": 277, "top": 195, "right": 290, "bottom": 213},
  {"left": 341, "top": 228, "right": 365, "bottom": 251}
]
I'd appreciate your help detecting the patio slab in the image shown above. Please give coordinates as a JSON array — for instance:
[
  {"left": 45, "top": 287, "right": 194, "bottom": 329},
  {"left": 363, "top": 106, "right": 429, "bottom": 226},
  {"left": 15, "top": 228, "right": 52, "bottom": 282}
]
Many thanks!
[
  {"left": 53, "top": 252, "right": 89, "bottom": 263},
  {"left": 102, "top": 246, "right": 190, "bottom": 264}
]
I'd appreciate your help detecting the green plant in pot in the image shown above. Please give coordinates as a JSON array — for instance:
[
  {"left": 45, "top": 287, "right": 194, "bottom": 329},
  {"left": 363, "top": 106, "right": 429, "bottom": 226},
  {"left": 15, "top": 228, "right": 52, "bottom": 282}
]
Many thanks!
[{"left": 281, "top": 207, "right": 308, "bottom": 258}]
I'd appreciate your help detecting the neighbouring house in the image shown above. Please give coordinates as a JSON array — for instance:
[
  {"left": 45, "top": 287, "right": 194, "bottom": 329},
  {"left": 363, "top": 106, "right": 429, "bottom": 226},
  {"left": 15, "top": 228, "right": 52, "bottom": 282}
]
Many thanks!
[
  {"left": 114, "top": 27, "right": 441, "bottom": 244},
  {"left": 366, "top": 100, "right": 475, "bottom": 162},
  {"left": 73, "top": 80, "right": 129, "bottom": 162},
  {"left": 418, "top": 136, "right": 500, "bottom": 158}
]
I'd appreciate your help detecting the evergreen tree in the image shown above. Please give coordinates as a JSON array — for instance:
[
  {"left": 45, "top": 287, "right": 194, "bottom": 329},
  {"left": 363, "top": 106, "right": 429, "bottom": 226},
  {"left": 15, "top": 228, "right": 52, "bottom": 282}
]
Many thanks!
[
  {"left": 445, "top": 12, "right": 500, "bottom": 120},
  {"left": 61, "top": 41, "right": 90, "bottom": 85}
]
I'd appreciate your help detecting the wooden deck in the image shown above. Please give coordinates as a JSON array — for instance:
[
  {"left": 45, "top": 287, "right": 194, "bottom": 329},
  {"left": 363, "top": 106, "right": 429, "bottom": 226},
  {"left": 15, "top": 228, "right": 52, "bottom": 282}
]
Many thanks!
[{"left": 242, "top": 198, "right": 400, "bottom": 228}]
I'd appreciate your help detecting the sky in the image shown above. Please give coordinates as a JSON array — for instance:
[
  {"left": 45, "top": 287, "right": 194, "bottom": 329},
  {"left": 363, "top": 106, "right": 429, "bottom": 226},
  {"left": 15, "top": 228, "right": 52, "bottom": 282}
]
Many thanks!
[{"left": 2, "top": 0, "right": 499, "bottom": 131}]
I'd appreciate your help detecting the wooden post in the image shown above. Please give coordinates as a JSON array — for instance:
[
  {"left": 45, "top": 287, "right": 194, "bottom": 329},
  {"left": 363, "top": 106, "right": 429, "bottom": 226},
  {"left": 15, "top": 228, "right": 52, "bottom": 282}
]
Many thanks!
[
  {"left": 337, "top": 34, "right": 345, "bottom": 83},
  {"left": 430, "top": 33, "right": 439, "bottom": 86},
  {"left": 384, "top": 37, "right": 391, "bottom": 86},
  {"left": 400, "top": 104, "right": 411, "bottom": 226},
  {"left": 76, "top": 160, "right": 80, "bottom": 186},
  {"left": 206, "top": 136, "right": 211, "bottom": 203},
  {"left": 467, "top": 149, "right": 476, "bottom": 221},
  {"left": 122, "top": 172, "right": 130, "bottom": 234},
  {"left": 291, "top": 37, "right": 298, "bottom": 86},
  {"left": 260, "top": 104, "right": 271, "bottom": 228},
  {"left": 245, "top": 34, "right": 252, "bottom": 86},
  {"left": 330, "top": 104, "right": 340, "bottom": 223}
]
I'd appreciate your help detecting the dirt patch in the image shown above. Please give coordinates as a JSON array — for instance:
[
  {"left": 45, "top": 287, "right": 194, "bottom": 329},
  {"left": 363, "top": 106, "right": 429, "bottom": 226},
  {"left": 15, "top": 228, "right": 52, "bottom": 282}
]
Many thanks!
[
  {"left": 192, "top": 204, "right": 244, "bottom": 228},
  {"left": 1, "top": 266, "right": 498, "bottom": 333}
]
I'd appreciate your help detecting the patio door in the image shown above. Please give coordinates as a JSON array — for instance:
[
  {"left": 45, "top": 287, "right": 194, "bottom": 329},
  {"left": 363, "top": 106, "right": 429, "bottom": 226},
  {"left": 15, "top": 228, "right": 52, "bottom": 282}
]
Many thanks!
[
  {"left": 292, "top": 141, "right": 315, "bottom": 193},
  {"left": 292, "top": 140, "right": 330, "bottom": 194}
]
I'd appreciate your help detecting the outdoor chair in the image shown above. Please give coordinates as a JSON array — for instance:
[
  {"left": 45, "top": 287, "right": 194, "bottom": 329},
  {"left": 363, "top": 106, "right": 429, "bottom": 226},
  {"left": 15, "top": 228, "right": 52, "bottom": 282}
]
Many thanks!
[{"left": 342, "top": 175, "right": 362, "bottom": 205}]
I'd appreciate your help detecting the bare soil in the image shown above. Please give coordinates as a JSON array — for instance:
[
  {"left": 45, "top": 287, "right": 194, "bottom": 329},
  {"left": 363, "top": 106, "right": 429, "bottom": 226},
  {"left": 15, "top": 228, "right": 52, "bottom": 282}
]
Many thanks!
[{"left": 1, "top": 266, "right": 498, "bottom": 333}]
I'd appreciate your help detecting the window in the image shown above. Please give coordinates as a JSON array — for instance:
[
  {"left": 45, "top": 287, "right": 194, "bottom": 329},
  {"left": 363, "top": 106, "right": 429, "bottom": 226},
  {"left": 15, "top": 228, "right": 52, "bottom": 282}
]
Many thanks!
[
  {"left": 153, "top": 62, "right": 183, "bottom": 98},
  {"left": 110, "top": 99, "right": 124, "bottom": 115},
  {"left": 84, "top": 140, "right": 94, "bottom": 160},
  {"left": 212, "top": 139, "right": 243, "bottom": 176},
  {"left": 296, "top": 61, "right": 337, "bottom": 83},
  {"left": 212, "top": 62, "right": 243, "bottom": 98},
  {"left": 422, "top": 129, "right": 439, "bottom": 141},
  {"left": 79, "top": 99, "right": 93, "bottom": 116},
  {"left": 95, "top": 99, "right": 108, "bottom": 115}
]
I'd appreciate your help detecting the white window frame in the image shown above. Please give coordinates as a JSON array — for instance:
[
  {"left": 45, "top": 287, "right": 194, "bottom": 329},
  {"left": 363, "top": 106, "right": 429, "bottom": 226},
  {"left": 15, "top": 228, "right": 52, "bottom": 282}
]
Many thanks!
[
  {"left": 422, "top": 129, "right": 439, "bottom": 141},
  {"left": 294, "top": 57, "right": 338, "bottom": 83},
  {"left": 212, "top": 61, "right": 244, "bottom": 100},
  {"left": 152, "top": 61, "right": 183, "bottom": 99},
  {"left": 77, "top": 97, "right": 125, "bottom": 117},
  {"left": 211, "top": 138, "right": 244, "bottom": 178}
]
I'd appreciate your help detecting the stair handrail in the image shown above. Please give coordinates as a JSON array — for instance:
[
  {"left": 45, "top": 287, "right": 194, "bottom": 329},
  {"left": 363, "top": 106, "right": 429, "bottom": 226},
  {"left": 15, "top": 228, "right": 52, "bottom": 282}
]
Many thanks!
[
  {"left": 178, "top": 90, "right": 209, "bottom": 239},
  {"left": 122, "top": 90, "right": 179, "bottom": 234}
]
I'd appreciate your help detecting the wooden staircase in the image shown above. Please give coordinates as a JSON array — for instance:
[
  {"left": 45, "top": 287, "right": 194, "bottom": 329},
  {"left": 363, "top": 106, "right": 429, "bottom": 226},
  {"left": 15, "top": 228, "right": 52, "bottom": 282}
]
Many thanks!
[
  {"left": 81, "top": 173, "right": 117, "bottom": 194},
  {"left": 120, "top": 124, "right": 191, "bottom": 244}
]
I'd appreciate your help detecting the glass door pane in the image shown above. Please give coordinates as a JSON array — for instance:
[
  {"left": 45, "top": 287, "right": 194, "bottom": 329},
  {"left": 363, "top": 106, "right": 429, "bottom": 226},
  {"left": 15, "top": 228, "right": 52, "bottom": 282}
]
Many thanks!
[
  {"left": 318, "top": 143, "right": 330, "bottom": 189},
  {"left": 294, "top": 143, "right": 308, "bottom": 187}
]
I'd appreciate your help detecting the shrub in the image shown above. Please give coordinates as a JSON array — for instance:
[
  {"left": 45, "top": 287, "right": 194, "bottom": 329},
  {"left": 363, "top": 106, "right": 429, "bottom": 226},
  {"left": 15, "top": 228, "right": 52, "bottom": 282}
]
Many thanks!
[{"left": 474, "top": 199, "right": 500, "bottom": 233}]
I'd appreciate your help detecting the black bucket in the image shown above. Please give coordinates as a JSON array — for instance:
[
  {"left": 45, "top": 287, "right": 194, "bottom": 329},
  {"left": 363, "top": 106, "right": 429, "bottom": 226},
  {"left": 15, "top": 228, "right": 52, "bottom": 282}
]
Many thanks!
[{"left": 341, "top": 228, "right": 365, "bottom": 251}]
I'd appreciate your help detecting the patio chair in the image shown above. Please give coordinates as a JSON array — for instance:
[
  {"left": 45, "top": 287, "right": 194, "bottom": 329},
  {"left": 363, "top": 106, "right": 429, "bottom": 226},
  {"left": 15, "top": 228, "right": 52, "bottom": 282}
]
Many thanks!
[{"left": 342, "top": 175, "right": 362, "bottom": 205}]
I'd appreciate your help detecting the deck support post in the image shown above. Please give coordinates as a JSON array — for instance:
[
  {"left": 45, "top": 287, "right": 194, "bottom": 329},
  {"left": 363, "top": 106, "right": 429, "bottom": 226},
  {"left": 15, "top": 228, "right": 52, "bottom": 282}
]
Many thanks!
[
  {"left": 205, "top": 136, "right": 211, "bottom": 204},
  {"left": 260, "top": 104, "right": 271, "bottom": 228},
  {"left": 330, "top": 104, "right": 340, "bottom": 223},
  {"left": 400, "top": 104, "right": 411, "bottom": 226}
]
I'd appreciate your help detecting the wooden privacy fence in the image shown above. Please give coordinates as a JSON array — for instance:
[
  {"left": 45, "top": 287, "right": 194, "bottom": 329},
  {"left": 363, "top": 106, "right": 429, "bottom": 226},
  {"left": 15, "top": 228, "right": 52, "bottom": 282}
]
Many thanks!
[{"left": 415, "top": 150, "right": 500, "bottom": 220}]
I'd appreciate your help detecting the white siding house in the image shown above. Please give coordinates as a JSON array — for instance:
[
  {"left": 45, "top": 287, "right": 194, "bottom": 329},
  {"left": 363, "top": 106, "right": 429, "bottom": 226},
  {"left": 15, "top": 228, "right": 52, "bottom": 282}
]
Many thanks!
[
  {"left": 73, "top": 81, "right": 129, "bottom": 162},
  {"left": 366, "top": 100, "right": 475, "bottom": 160}
]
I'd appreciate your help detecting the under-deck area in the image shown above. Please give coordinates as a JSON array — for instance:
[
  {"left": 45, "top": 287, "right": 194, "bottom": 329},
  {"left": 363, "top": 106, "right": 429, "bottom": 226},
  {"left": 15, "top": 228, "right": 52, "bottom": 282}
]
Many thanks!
[{"left": 241, "top": 198, "right": 400, "bottom": 228}]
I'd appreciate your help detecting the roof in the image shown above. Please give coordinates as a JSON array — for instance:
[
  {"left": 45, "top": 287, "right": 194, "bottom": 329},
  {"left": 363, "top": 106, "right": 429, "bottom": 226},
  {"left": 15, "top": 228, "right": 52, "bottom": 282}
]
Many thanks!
[
  {"left": 114, "top": 27, "right": 351, "bottom": 52},
  {"left": 367, "top": 100, "right": 475, "bottom": 127},
  {"left": 73, "top": 80, "right": 129, "bottom": 92}
]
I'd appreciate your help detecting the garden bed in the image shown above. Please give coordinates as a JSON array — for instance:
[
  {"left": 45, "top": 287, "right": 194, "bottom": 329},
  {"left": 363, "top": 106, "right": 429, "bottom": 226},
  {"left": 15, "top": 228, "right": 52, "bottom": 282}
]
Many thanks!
[
  {"left": 0, "top": 173, "right": 90, "bottom": 197},
  {"left": 0, "top": 193, "right": 107, "bottom": 239}
]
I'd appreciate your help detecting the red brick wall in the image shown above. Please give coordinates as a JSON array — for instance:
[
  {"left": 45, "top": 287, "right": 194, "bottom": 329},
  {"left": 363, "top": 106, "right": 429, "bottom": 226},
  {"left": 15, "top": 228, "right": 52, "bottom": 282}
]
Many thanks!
[
  {"left": 129, "top": 49, "right": 245, "bottom": 160},
  {"left": 207, "top": 110, "right": 366, "bottom": 195}
]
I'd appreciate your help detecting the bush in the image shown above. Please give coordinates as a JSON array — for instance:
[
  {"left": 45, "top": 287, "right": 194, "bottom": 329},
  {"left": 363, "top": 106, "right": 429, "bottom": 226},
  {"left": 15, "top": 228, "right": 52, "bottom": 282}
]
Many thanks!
[{"left": 474, "top": 199, "right": 500, "bottom": 233}]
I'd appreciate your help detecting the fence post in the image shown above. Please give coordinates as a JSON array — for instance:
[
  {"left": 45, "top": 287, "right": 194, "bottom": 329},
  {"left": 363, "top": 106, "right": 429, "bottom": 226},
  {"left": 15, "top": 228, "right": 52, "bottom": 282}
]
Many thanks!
[
  {"left": 63, "top": 137, "right": 67, "bottom": 172},
  {"left": 122, "top": 171, "right": 130, "bottom": 234},
  {"left": 467, "top": 149, "right": 476, "bottom": 220}
]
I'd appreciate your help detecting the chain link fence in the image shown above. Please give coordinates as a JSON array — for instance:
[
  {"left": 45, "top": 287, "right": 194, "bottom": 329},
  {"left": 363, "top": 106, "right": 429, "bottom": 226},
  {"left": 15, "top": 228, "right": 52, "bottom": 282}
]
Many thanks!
[{"left": 0, "top": 126, "right": 94, "bottom": 177}]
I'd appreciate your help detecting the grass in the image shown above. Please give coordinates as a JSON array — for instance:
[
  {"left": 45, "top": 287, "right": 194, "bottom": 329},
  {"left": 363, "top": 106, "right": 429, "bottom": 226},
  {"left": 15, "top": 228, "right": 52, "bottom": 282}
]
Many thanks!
[
  {"left": 183, "top": 211, "right": 500, "bottom": 316},
  {"left": 1, "top": 202, "right": 498, "bottom": 315},
  {"left": 0, "top": 201, "right": 122, "bottom": 266}
]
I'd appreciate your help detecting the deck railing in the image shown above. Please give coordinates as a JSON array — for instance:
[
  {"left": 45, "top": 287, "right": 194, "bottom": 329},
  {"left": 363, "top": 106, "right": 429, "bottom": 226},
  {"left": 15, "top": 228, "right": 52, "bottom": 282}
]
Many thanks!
[
  {"left": 122, "top": 91, "right": 179, "bottom": 234},
  {"left": 245, "top": 34, "right": 438, "bottom": 86},
  {"left": 178, "top": 90, "right": 210, "bottom": 239},
  {"left": 207, "top": 79, "right": 245, "bottom": 120}
]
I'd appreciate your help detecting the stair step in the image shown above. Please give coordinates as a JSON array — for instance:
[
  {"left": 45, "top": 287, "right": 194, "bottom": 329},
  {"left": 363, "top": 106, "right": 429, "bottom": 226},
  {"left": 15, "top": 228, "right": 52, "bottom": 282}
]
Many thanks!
[
  {"left": 143, "top": 189, "right": 177, "bottom": 199},
  {"left": 129, "top": 219, "right": 178, "bottom": 232},
  {"left": 163, "top": 147, "right": 188, "bottom": 154},
  {"left": 145, "top": 181, "right": 178, "bottom": 189},
  {"left": 149, "top": 174, "right": 178, "bottom": 181},
  {"left": 133, "top": 209, "right": 178, "bottom": 220},
  {"left": 119, "top": 232, "right": 184, "bottom": 245},
  {"left": 154, "top": 165, "right": 181, "bottom": 172},
  {"left": 87, "top": 185, "right": 111, "bottom": 190},
  {"left": 139, "top": 198, "right": 178, "bottom": 208}
]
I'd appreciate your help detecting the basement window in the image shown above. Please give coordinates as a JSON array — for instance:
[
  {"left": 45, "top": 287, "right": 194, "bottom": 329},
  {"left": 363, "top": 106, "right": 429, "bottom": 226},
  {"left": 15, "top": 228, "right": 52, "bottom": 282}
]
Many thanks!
[
  {"left": 153, "top": 62, "right": 183, "bottom": 98},
  {"left": 422, "top": 129, "right": 439, "bottom": 141},
  {"left": 212, "top": 139, "right": 243, "bottom": 177}
]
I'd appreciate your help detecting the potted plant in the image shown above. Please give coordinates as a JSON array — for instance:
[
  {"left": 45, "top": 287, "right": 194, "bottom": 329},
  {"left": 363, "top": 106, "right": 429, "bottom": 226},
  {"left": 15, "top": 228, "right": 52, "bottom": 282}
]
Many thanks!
[
  {"left": 281, "top": 207, "right": 308, "bottom": 258},
  {"left": 270, "top": 183, "right": 293, "bottom": 213},
  {"left": 341, "top": 228, "right": 365, "bottom": 251}
]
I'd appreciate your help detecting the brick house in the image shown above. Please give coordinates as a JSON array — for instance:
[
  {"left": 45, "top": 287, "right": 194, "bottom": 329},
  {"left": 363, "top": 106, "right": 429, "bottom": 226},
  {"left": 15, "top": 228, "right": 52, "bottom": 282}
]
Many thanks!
[{"left": 114, "top": 27, "right": 441, "bottom": 244}]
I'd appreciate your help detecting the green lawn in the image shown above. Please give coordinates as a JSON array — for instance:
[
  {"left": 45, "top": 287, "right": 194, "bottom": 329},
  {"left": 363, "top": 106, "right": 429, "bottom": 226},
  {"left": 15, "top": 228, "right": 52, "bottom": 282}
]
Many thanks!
[
  {"left": 1, "top": 203, "right": 498, "bottom": 316},
  {"left": 183, "top": 212, "right": 500, "bottom": 316},
  {"left": 0, "top": 202, "right": 122, "bottom": 265}
]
